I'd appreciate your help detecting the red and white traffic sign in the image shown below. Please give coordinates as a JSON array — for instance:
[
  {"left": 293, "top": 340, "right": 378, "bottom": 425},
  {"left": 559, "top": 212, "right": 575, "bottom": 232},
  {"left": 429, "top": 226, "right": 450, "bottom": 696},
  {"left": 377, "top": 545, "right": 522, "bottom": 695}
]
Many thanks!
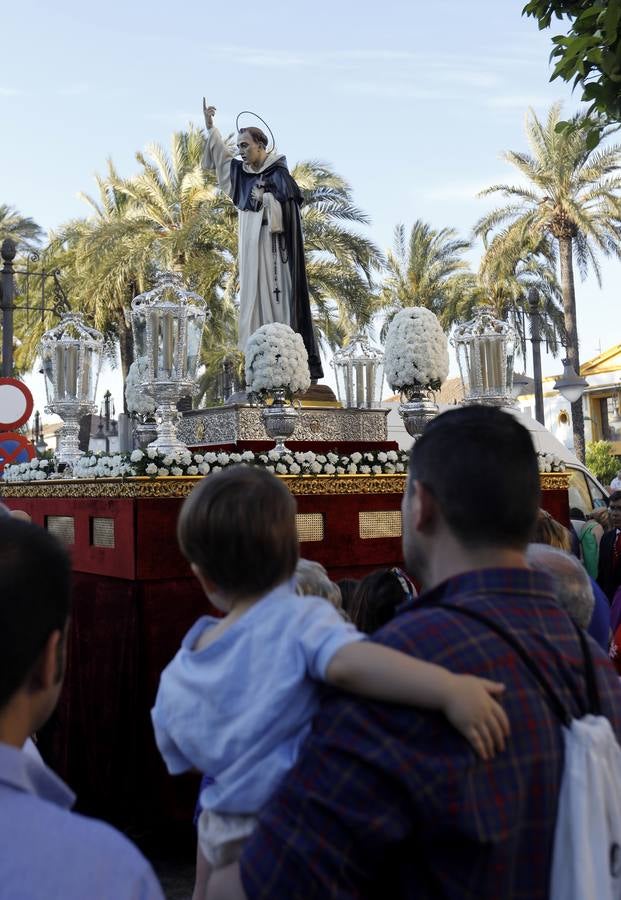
[
  {"left": 0, "top": 432, "right": 35, "bottom": 473},
  {"left": 0, "top": 378, "right": 34, "bottom": 431}
]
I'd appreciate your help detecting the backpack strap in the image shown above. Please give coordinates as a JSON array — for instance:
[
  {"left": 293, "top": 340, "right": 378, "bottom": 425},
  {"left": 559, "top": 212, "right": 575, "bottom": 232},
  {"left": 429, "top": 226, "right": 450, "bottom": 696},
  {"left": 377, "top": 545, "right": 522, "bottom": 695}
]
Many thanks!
[
  {"left": 573, "top": 618, "right": 602, "bottom": 716},
  {"left": 439, "top": 602, "right": 585, "bottom": 726}
]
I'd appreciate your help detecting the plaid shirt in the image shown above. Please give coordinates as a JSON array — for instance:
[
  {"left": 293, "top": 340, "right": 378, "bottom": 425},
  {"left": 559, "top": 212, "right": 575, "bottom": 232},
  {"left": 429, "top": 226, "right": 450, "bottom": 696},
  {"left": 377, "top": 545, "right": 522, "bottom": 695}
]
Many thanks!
[{"left": 240, "top": 568, "right": 621, "bottom": 899}]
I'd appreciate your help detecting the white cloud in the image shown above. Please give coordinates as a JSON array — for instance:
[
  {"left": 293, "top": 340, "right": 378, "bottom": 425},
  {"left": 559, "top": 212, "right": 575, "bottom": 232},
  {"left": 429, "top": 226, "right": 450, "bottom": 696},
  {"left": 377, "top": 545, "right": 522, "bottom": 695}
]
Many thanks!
[
  {"left": 338, "top": 80, "right": 452, "bottom": 101},
  {"left": 0, "top": 87, "right": 22, "bottom": 97},
  {"left": 56, "top": 83, "right": 90, "bottom": 97},
  {"left": 487, "top": 94, "right": 555, "bottom": 109},
  {"left": 143, "top": 110, "right": 201, "bottom": 126},
  {"left": 421, "top": 180, "right": 503, "bottom": 202}
]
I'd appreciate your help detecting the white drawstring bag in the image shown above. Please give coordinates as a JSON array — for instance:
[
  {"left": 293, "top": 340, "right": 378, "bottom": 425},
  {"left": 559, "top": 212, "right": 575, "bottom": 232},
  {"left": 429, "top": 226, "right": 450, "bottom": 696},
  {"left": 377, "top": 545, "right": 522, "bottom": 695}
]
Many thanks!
[
  {"left": 441, "top": 602, "right": 621, "bottom": 900},
  {"left": 550, "top": 715, "right": 621, "bottom": 900}
]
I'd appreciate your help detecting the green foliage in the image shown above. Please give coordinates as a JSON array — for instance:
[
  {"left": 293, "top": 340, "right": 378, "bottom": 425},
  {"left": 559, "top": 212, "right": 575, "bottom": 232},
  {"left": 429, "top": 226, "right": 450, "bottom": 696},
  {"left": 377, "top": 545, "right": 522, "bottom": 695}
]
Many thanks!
[
  {"left": 476, "top": 103, "right": 621, "bottom": 460},
  {"left": 461, "top": 231, "right": 565, "bottom": 360},
  {"left": 378, "top": 220, "right": 472, "bottom": 335},
  {"left": 475, "top": 103, "right": 621, "bottom": 347},
  {"left": 585, "top": 440, "right": 619, "bottom": 485},
  {"left": 0, "top": 204, "right": 43, "bottom": 251},
  {"left": 523, "top": 0, "right": 621, "bottom": 129},
  {"left": 13, "top": 130, "right": 382, "bottom": 407}
]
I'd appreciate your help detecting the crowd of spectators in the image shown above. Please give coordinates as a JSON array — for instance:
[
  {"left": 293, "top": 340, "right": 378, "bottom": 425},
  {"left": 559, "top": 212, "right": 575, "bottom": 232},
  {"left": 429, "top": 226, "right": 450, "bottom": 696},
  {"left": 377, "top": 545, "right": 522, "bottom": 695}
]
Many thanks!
[{"left": 2, "top": 406, "right": 621, "bottom": 899}]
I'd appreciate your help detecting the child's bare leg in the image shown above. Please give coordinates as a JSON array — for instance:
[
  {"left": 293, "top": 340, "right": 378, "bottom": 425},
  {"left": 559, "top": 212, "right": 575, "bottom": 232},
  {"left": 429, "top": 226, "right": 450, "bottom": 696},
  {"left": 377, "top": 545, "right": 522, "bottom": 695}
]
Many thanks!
[{"left": 192, "top": 839, "right": 212, "bottom": 900}]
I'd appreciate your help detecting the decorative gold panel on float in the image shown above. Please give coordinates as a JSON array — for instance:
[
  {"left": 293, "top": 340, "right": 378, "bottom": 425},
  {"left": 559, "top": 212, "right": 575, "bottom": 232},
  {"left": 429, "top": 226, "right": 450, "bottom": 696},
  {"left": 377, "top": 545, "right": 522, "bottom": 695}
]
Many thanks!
[
  {"left": 359, "top": 510, "right": 403, "bottom": 539},
  {"left": 46, "top": 515, "right": 75, "bottom": 546},
  {"left": 0, "top": 471, "right": 569, "bottom": 499},
  {"left": 0, "top": 474, "right": 408, "bottom": 499},
  {"left": 91, "top": 517, "right": 115, "bottom": 548},
  {"left": 296, "top": 513, "right": 325, "bottom": 543}
]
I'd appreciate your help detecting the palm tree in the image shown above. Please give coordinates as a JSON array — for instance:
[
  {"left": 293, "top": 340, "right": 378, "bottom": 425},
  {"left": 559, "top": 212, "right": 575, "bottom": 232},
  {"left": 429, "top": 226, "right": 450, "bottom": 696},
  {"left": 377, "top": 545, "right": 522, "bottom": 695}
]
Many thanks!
[
  {"left": 378, "top": 221, "right": 473, "bottom": 336},
  {"left": 0, "top": 204, "right": 43, "bottom": 250},
  {"left": 26, "top": 134, "right": 381, "bottom": 405},
  {"left": 294, "top": 161, "right": 383, "bottom": 348},
  {"left": 43, "top": 129, "right": 231, "bottom": 386},
  {"left": 457, "top": 232, "right": 566, "bottom": 362},
  {"left": 475, "top": 103, "right": 621, "bottom": 460}
]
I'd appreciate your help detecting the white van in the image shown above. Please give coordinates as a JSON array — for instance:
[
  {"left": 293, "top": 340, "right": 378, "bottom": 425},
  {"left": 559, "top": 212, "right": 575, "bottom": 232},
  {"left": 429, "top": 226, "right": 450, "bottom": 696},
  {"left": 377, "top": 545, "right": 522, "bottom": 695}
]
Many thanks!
[{"left": 385, "top": 403, "right": 609, "bottom": 516}]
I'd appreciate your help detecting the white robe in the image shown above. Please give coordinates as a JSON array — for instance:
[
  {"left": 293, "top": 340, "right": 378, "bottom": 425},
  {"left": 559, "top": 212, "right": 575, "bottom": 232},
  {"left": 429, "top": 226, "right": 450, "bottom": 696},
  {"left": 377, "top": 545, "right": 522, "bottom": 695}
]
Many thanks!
[{"left": 202, "top": 128, "right": 292, "bottom": 352}]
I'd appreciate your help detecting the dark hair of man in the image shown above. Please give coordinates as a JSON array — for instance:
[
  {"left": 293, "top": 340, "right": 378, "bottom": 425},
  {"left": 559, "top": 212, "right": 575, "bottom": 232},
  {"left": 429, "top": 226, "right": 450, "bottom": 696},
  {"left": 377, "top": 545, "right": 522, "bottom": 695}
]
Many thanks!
[
  {"left": 238, "top": 127, "right": 268, "bottom": 149},
  {"left": 608, "top": 491, "right": 621, "bottom": 506},
  {"left": 569, "top": 507, "right": 586, "bottom": 521},
  {"left": 177, "top": 466, "right": 299, "bottom": 597},
  {"left": 408, "top": 406, "right": 540, "bottom": 549},
  {"left": 0, "top": 518, "right": 72, "bottom": 710}
]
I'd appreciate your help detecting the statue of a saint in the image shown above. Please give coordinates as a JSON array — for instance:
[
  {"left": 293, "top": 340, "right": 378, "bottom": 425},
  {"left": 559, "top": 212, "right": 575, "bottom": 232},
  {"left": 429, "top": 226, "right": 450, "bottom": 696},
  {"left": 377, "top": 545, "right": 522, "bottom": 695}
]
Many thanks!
[{"left": 202, "top": 100, "right": 323, "bottom": 381}]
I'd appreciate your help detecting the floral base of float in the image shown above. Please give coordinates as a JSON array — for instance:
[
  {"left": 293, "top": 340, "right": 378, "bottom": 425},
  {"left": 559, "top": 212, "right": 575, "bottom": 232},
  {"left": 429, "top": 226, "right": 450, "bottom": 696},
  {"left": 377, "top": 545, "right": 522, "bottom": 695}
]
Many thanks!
[
  {"left": 3, "top": 447, "right": 565, "bottom": 484},
  {"left": 3, "top": 446, "right": 410, "bottom": 482}
]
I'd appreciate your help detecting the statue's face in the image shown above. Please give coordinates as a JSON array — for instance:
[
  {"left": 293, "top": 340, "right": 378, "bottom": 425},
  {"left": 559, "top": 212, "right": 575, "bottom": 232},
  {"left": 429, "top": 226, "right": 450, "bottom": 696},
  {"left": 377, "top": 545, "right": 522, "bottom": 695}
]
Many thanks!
[{"left": 237, "top": 132, "right": 264, "bottom": 168}]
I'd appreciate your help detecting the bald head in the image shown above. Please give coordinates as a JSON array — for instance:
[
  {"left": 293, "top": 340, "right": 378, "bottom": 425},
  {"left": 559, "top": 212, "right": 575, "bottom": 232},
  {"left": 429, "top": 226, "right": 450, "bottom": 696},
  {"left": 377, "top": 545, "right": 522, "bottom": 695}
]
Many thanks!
[{"left": 526, "top": 543, "right": 594, "bottom": 629}]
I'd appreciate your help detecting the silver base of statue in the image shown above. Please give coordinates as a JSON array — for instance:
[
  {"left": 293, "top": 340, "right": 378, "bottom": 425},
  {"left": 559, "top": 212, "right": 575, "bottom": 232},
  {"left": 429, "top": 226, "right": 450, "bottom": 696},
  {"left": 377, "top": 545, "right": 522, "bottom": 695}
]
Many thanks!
[
  {"left": 261, "top": 393, "right": 299, "bottom": 454},
  {"left": 179, "top": 405, "right": 388, "bottom": 447},
  {"left": 399, "top": 389, "right": 438, "bottom": 440}
]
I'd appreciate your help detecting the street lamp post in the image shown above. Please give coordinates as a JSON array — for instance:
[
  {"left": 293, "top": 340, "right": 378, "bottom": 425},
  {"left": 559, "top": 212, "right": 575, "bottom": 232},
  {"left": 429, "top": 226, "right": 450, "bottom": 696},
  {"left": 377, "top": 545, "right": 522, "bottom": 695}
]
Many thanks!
[
  {"left": 1, "top": 239, "right": 16, "bottom": 377},
  {"left": 553, "top": 359, "right": 588, "bottom": 405},
  {"left": 1, "top": 237, "right": 69, "bottom": 377},
  {"left": 528, "top": 288, "right": 545, "bottom": 426}
]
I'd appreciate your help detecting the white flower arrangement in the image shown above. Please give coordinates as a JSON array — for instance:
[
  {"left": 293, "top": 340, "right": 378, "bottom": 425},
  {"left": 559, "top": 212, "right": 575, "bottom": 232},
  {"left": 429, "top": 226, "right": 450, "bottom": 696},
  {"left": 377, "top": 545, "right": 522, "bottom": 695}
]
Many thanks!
[
  {"left": 2, "top": 447, "right": 564, "bottom": 482},
  {"left": 537, "top": 451, "right": 566, "bottom": 473},
  {"left": 125, "top": 357, "right": 156, "bottom": 417},
  {"left": 245, "top": 324, "right": 311, "bottom": 399},
  {"left": 3, "top": 447, "right": 409, "bottom": 481},
  {"left": 384, "top": 307, "right": 449, "bottom": 393}
]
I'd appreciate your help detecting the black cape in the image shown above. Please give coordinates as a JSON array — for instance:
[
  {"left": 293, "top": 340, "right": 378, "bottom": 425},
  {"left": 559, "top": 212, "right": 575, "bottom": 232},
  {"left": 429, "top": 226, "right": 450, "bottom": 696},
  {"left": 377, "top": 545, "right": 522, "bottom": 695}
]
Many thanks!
[{"left": 230, "top": 156, "right": 323, "bottom": 381}]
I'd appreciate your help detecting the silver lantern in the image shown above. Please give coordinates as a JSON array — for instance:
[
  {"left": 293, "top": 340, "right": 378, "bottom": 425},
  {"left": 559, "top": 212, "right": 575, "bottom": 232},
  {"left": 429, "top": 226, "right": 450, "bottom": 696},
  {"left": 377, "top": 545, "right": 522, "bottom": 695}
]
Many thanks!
[
  {"left": 331, "top": 334, "right": 384, "bottom": 409},
  {"left": 40, "top": 313, "right": 104, "bottom": 466},
  {"left": 452, "top": 307, "right": 516, "bottom": 406},
  {"left": 130, "top": 272, "right": 207, "bottom": 453}
]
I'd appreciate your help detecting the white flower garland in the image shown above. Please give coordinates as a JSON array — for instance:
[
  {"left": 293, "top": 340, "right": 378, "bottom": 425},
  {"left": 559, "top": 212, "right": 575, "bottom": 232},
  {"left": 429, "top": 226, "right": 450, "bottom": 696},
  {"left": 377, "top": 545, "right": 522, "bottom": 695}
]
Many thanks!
[
  {"left": 245, "top": 323, "right": 311, "bottom": 397},
  {"left": 3, "top": 448, "right": 409, "bottom": 481},
  {"left": 125, "top": 357, "right": 156, "bottom": 417},
  {"left": 384, "top": 307, "right": 449, "bottom": 392},
  {"left": 2, "top": 449, "right": 564, "bottom": 482}
]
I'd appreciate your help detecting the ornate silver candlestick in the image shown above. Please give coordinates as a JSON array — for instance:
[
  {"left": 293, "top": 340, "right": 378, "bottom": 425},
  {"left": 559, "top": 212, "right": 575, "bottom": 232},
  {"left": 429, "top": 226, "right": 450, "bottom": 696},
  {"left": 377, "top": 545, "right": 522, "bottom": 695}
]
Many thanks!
[
  {"left": 130, "top": 272, "right": 207, "bottom": 453},
  {"left": 40, "top": 313, "right": 104, "bottom": 466}
]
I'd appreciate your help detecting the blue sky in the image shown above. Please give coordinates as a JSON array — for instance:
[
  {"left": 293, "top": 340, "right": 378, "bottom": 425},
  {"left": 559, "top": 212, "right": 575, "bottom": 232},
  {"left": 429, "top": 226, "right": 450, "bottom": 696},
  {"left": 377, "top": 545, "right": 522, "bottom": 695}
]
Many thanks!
[{"left": 1, "top": 0, "right": 618, "bottom": 404}]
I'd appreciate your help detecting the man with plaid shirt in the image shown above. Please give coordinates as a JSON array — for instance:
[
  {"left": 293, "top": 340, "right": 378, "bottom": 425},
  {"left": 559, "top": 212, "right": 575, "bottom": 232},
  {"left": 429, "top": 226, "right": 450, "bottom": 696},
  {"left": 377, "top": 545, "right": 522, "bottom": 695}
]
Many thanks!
[{"left": 209, "top": 407, "right": 621, "bottom": 899}]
